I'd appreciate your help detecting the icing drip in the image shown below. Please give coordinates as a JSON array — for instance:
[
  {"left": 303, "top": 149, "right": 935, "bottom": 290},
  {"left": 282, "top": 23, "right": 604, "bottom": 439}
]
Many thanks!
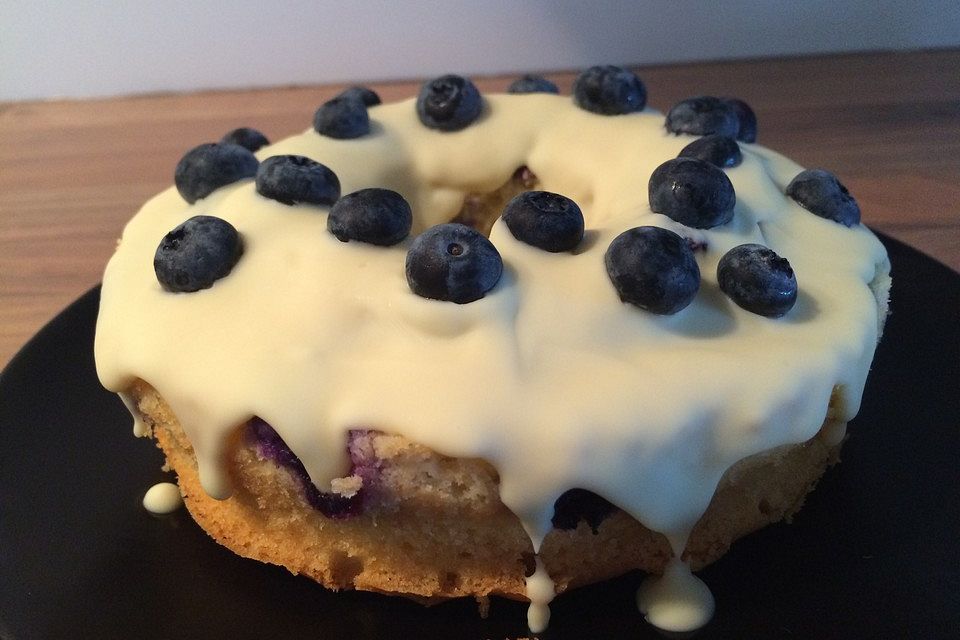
[
  {"left": 142, "top": 482, "right": 184, "bottom": 514},
  {"left": 526, "top": 556, "right": 556, "bottom": 633},
  {"left": 821, "top": 421, "right": 848, "bottom": 446},
  {"left": 637, "top": 558, "right": 715, "bottom": 633},
  {"left": 120, "top": 392, "right": 147, "bottom": 437}
]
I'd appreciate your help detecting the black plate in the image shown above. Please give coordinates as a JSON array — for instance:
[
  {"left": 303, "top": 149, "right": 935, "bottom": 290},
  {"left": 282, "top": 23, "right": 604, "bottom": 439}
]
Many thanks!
[{"left": 1, "top": 234, "right": 958, "bottom": 640}]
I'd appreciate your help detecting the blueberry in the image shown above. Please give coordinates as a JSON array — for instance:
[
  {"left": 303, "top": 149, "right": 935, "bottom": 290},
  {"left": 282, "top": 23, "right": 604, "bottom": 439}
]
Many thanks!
[
  {"left": 154, "top": 215, "right": 243, "bottom": 293},
  {"left": 327, "top": 188, "right": 412, "bottom": 246},
  {"left": 507, "top": 74, "right": 559, "bottom": 94},
  {"left": 551, "top": 488, "right": 618, "bottom": 533},
  {"left": 785, "top": 169, "right": 861, "bottom": 227},
  {"left": 648, "top": 157, "right": 736, "bottom": 229},
  {"left": 572, "top": 65, "right": 646, "bottom": 115},
  {"left": 220, "top": 127, "right": 270, "bottom": 152},
  {"left": 337, "top": 85, "right": 381, "bottom": 106},
  {"left": 604, "top": 226, "right": 700, "bottom": 314},
  {"left": 406, "top": 223, "right": 502, "bottom": 303},
  {"left": 718, "top": 243, "right": 798, "bottom": 317},
  {"left": 502, "top": 191, "right": 584, "bottom": 252},
  {"left": 678, "top": 134, "right": 742, "bottom": 168},
  {"left": 174, "top": 143, "right": 259, "bottom": 204},
  {"left": 313, "top": 96, "right": 370, "bottom": 139},
  {"left": 249, "top": 418, "right": 363, "bottom": 519},
  {"left": 255, "top": 155, "right": 341, "bottom": 206},
  {"left": 665, "top": 96, "right": 740, "bottom": 138},
  {"left": 723, "top": 98, "right": 757, "bottom": 143},
  {"left": 416, "top": 74, "right": 483, "bottom": 131}
]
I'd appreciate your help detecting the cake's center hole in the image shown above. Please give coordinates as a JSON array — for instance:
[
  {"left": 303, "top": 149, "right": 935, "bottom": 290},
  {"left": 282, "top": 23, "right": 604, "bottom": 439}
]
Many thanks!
[{"left": 451, "top": 165, "right": 539, "bottom": 236}]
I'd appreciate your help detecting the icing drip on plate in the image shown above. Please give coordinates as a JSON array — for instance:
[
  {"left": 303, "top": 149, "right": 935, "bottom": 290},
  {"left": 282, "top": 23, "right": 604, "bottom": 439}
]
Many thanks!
[
  {"left": 143, "top": 482, "right": 184, "bottom": 515},
  {"left": 95, "top": 91, "right": 889, "bottom": 633},
  {"left": 637, "top": 558, "right": 715, "bottom": 633}
]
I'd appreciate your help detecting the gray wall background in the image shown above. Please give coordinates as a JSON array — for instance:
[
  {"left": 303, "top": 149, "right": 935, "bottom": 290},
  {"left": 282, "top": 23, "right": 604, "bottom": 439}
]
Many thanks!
[{"left": 2, "top": 0, "right": 959, "bottom": 101}]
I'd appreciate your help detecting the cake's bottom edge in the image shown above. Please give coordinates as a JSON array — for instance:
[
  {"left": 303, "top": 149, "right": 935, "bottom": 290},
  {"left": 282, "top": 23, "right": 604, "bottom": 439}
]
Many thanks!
[{"left": 128, "top": 380, "right": 844, "bottom": 603}]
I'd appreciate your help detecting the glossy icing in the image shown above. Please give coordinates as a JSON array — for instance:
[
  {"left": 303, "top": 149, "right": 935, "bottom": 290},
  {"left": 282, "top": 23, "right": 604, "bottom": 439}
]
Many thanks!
[
  {"left": 95, "top": 92, "right": 889, "bottom": 631},
  {"left": 637, "top": 557, "right": 715, "bottom": 632},
  {"left": 143, "top": 481, "right": 184, "bottom": 515}
]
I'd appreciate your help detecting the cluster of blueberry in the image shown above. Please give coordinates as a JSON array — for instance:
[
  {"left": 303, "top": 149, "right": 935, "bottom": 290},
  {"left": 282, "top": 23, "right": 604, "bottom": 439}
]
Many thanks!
[
  {"left": 667, "top": 96, "right": 757, "bottom": 143},
  {"left": 612, "top": 139, "right": 794, "bottom": 316},
  {"left": 155, "top": 68, "right": 860, "bottom": 322},
  {"left": 407, "top": 190, "right": 586, "bottom": 303},
  {"left": 313, "top": 86, "right": 382, "bottom": 139}
]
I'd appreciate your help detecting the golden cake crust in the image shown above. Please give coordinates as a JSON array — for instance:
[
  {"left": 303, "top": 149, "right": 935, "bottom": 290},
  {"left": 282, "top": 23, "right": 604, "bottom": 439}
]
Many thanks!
[{"left": 130, "top": 379, "right": 844, "bottom": 602}]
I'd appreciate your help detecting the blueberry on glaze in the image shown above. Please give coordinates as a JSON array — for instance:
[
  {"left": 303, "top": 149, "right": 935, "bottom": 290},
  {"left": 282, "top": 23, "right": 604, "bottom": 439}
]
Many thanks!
[
  {"left": 718, "top": 243, "right": 798, "bottom": 317},
  {"left": 665, "top": 96, "right": 740, "bottom": 138},
  {"left": 604, "top": 226, "right": 700, "bottom": 314},
  {"left": 572, "top": 65, "right": 646, "bottom": 115},
  {"left": 722, "top": 98, "right": 757, "bottom": 143},
  {"left": 507, "top": 74, "right": 559, "bottom": 94},
  {"left": 502, "top": 191, "right": 584, "bottom": 252},
  {"left": 405, "top": 223, "right": 502, "bottom": 303},
  {"left": 255, "top": 155, "right": 341, "bottom": 206},
  {"left": 785, "top": 169, "right": 861, "bottom": 227},
  {"left": 174, "top": 143, "right": 259, "bottom": 204},
  {"left": 249, "top": 418, "right": 363, "bottom": 518},
  {"left": 220, "top": 127, "right": 270, "bottom": 152},
  {"left": 416, "top": 74, "right": 483, "bottom": 132},
  {"left": 648, "top": 157, "right": 736, "bottom": 229},
  {"left": 327, "top": 188, "right": 413, "bottom": 246},
  {"left": 551, "top": 488, "right": 618, "bottom": 534},
  {"left": 154, "top": 215, "right": 243, "bottom": 292},
  {"left": 313, "top": 96, "right": 370, "bottom": 139},
  {"left": 337, "top": 85, "right": 382, "bottom": 106},
  {"left": 678, "top": 134, "right": 742, "bottom": 168}
]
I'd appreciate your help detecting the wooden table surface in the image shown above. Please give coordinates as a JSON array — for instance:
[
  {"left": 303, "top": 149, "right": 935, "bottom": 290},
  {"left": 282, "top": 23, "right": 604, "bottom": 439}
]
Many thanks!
[{"left": 1, "top": 49, "right": 958, "bottom": 369}]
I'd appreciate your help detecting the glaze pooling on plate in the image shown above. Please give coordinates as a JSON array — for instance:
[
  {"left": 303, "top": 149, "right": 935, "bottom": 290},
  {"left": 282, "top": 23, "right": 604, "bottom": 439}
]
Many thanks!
[
  {"left": 142, "top": 481, "right": 184, "bottom": 515},
  {"left": 94, "top": 91, "right": 890, "bottom": 631},
  {"left": 637, "top": 557, "right": 715, "bottom": 632}
]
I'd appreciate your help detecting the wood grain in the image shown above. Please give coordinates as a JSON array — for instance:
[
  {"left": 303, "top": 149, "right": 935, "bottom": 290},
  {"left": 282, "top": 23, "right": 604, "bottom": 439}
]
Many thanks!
[{"left": 1, "top": 49, "right": 958, "bottom": 368}]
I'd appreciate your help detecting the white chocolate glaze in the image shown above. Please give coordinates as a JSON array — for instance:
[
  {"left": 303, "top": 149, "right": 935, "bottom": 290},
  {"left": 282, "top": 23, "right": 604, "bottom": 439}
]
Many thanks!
[
  {"left": 143, "top": 481, "right": 184, "bottom": 515},
  {"left": 94, "top": 92, "right": 890, "bottom": 632},
  {"left": 821, "top": 421, "right": 848, "bottom": 447},
  {"left": 637, "top": 557, "right": 715, "bottom": 633},
  {"left": 526, "top": 556, "right": 555, "bottom": 633}
]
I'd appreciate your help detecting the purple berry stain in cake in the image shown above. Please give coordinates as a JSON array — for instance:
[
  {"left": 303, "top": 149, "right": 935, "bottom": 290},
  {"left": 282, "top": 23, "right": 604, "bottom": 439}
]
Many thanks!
[{"left": 248, "top": 418, "right": 380, "bottom": 519}]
